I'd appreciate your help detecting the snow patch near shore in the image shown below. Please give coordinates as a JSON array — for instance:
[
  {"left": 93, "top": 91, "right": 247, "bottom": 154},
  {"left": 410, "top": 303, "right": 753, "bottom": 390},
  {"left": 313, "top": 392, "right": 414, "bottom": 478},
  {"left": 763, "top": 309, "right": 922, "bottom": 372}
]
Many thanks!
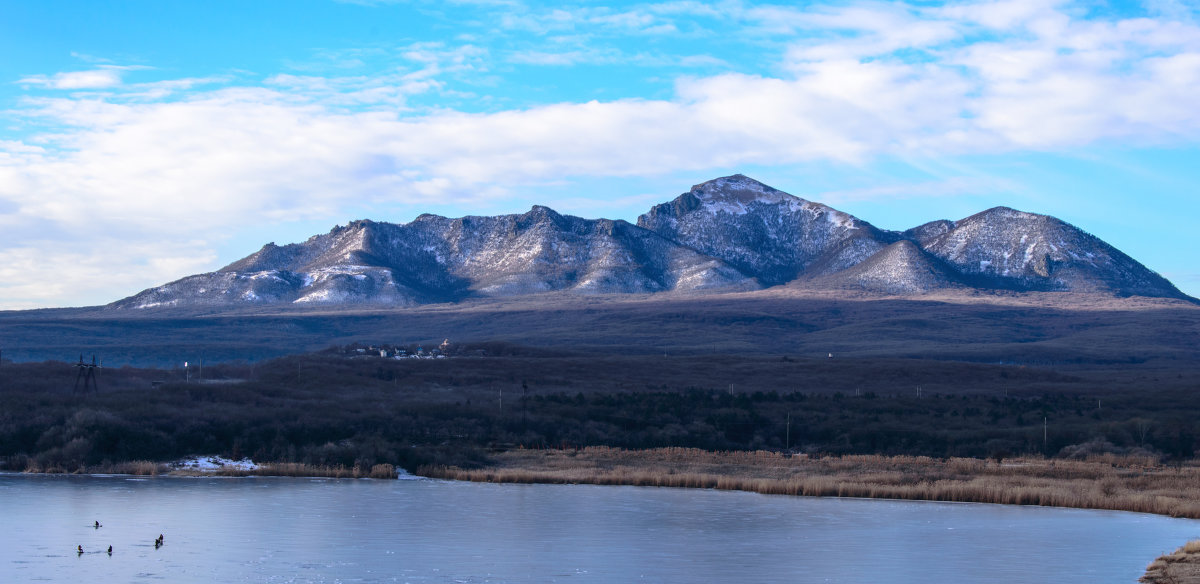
[
  {"left": 396, "top": 468, "right": 423, "bottom": 480},
  {"left": 172, "top": 455, "right": 258, "bottom": 472}
]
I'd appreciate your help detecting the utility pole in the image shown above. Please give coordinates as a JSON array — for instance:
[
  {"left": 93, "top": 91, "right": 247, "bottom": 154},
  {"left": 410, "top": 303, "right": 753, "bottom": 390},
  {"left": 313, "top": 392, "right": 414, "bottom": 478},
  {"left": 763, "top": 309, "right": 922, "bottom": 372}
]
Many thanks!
[
  {"left": 786, "top": 412, "right": 791, "bottom": 451},
  {"left": 1043, "top": 417, "right": 1048, "bottom": 453},
  {"left": 74, "top": 354, "right": 100, "bottom": 393},
  {"left": 729, "top": 383, "right": 734, "bottom": 397}
]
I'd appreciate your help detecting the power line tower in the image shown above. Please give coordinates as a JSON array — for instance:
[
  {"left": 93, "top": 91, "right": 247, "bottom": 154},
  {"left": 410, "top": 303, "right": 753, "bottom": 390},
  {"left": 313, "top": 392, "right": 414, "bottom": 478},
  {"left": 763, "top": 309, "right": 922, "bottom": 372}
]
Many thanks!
[{"left": 74, "top": 354, "right": 101, "bottom": 393}]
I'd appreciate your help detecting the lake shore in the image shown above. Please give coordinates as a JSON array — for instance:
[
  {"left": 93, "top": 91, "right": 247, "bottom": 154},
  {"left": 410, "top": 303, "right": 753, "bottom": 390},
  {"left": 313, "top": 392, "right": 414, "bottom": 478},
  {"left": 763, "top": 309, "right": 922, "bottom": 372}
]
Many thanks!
[
  {"left": 427, "top": 446, "right": 1200, "bottom": 581},
  {"left": 1142, "top": 540, "right": 1200, "bottom": 583},
  {"left": 420, "top": 446, "right": 1200, "bottom": 519},
  {"left": 16, "top": 447, "right": 1200, "bottom": 580},
  {"left": 19, "top": 459, "right": 399, "bottom": 480},
  {"left": 24, "top": 447, "right": 1200, "bottom": 520}
]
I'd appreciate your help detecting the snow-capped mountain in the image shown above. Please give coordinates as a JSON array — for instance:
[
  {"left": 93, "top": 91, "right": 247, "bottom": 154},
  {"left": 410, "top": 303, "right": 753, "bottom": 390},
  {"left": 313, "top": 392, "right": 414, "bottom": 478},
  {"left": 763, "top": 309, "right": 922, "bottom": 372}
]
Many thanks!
[
  {"left": 637, "top": 175, "right": 894, "bottom": 285},
  {"left": 112, "top": 204, "right": 756, "bottom": 309},
  {"left": 808, "top": 239, "right": 970, "bottom": 295},
  {"left": 913, "top": 206, "right": 1182, "bottom": 296},
  {"left": 109, "top": 175, "right": 1190, "bottom": 309}
]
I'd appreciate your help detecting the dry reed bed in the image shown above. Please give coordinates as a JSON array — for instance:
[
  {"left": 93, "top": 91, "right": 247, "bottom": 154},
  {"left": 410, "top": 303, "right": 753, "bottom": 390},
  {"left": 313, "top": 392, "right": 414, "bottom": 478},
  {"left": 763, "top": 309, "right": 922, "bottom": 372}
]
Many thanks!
[
  {"left": 421, "top": 447, "right": 1200, "bottom": 518},
  {"left": 1142, "top": 540, "right": 1200, "bottom": 583},
  {"left": 204, "top": 462, "right": 398, "bottom": 479}
]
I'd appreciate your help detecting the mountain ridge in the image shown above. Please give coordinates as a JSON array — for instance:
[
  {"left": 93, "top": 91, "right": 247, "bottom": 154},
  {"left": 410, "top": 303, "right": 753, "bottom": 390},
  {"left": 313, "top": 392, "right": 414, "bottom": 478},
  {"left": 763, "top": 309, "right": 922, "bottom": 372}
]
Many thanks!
[{"left": 108, "top": 175, "right": 1192, "bottom": 309}]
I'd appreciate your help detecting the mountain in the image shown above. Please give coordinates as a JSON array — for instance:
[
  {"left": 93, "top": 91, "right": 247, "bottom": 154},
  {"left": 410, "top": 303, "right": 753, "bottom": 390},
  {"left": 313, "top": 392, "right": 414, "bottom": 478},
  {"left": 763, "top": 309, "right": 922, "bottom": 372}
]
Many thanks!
[
  {"left": 108, "top": 175, "right": 1191, "bottom": 309},
  {"left": 637, "top": 175, "right": 895, "bottom": 285},
  {"left": 911, "top": 206, "right": 1183, "bottom": 296},
  {"left": 111, "top": 205, "right": 756, "bottom": 309},
  {"left": 807, "top": 239, "right": 970, "bottom": 295}
]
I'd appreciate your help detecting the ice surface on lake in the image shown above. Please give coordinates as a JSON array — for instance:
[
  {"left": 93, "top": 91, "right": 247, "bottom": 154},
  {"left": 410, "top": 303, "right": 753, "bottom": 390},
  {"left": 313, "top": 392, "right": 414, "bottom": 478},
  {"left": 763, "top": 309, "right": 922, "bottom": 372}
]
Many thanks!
[{"left": 2, "top": 474, "right": 1198, "bottom": 583}]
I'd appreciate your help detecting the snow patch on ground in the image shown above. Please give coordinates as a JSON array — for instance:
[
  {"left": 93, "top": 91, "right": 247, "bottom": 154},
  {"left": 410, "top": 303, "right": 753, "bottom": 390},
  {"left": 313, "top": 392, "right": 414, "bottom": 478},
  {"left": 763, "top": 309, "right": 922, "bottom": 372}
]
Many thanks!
[
  {"left": 171, "top": 455, "right": 259, "bottom": 472},
  {"left": 294, "top": 288, "right": 346, "bottom": 303},
  {"left": 396, "top": 468, "right": 423, "bottom": 480}
]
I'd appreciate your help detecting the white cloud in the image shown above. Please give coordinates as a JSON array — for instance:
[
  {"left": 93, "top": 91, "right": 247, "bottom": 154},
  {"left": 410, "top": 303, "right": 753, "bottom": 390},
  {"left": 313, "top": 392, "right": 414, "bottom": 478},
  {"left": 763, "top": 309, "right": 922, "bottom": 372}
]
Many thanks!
[
  {"left": 498, "top": 5, "right": 684, "bottom": 35},
  {"left": 508, "top": 49, "right": 615, "bottom": 66},
  {"left": 0, "top": 240, "right": 216, "bottom": 309},
  {"left": 938, "top": 0, "right": 1066, "bottom": 31},
  {"left": 19, "top": 69, "right": 126, "bottom": 90},
  {"left": 545, "top": 192, "right": 670, "bottom": 220},
  {"left": 1142, "top": 0, "right": 1198, "bottom": 22},
  {"left": 507, "top": 43, "right": 723, "bottom": 68},
  {"left": 645, "top": 2, "right": 728, "bottom": 18},
  {"left": 264, "top": 72, "right": 439, "bottom": 108}
]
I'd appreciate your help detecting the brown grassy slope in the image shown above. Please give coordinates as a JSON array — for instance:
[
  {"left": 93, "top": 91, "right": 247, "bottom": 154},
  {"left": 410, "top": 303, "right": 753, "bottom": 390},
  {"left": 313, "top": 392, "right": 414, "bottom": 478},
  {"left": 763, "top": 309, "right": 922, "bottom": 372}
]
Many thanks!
[
  {"left": 423, "top": 447, "right": 1200, "bottom": 518},
  {"left": 1143, "top": 540, "right": 1200, "bottom": 583},
  {"left": 2, "top": 289, "right": 1197, "bottom": 367},
  {"left": 3, "top": 349, "right": 1193, "bottom": 402}
]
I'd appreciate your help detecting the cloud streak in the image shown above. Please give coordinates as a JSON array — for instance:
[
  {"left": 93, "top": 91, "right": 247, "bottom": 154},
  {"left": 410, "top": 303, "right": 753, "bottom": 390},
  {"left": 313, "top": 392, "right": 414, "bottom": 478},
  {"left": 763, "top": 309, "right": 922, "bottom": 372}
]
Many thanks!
[{"left": 19, "top": 68, "right": 129, "bottom": 90}]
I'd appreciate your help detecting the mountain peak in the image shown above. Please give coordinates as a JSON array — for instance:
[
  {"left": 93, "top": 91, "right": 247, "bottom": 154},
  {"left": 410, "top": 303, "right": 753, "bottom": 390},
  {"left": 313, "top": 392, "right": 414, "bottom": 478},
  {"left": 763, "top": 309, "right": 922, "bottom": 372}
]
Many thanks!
[
  {"left": 515, "top": 205, "right": 567, "bottom": 231},
  {"left": 688, "top": 174, "right": 798, "bottom": 210},
  {"left": 636, "top": 176, "right": 884, "bottom": 286},
  {"left": 692, "top": 173, "right": 770, "bottom": 191},
  {"left": 970, "top": 206, "right": 1052, "bottom": 224},
  {"left": 523, "top": 204, "right": 561, "bottom": 218}
]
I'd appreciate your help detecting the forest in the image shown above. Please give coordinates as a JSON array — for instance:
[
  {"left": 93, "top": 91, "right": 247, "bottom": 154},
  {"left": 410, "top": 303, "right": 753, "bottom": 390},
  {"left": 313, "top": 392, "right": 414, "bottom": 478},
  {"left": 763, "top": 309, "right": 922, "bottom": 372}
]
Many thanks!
[{"left": 1, "top": 346, "right": 1196, "bottom": 474}]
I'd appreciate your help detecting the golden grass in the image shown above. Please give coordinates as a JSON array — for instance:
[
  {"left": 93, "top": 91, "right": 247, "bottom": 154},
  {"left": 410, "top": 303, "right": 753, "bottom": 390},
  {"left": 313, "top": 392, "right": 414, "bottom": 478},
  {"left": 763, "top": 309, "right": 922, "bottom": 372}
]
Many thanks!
[
  {"left": 420, "top": 447, "right": 1200, "bottom": 518},
  {"left": 21, "top": 460, "right": 168, "bottom": 475},
  {"left": 107, "top": 460, "right": 165, "bottom": 475},
  {"left": 1142, "top": 540, "right": 1200, "bottom": 583}
]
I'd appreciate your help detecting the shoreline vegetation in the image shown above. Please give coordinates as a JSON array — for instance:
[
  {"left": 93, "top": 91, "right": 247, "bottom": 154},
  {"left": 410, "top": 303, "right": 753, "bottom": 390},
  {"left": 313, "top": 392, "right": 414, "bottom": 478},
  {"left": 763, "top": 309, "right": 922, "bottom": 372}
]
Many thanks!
[
  {"left": 1142, "top": 540, "right": 1200, "bottom": 583},
  {"left": 423, "top": 446, "right": 1200, "bottom": 581},
  {"left": 23, "top": 445, "right": 1200, "bottom": 521},
  {"left": 17, "top": 459, "right": 398, "bottom": 480},
  {"left": 425, "top": 446, "right": 1200, "bottom": 581},
  {"left": 420, "top": 446, "right": 1200, "bottom": 519}
]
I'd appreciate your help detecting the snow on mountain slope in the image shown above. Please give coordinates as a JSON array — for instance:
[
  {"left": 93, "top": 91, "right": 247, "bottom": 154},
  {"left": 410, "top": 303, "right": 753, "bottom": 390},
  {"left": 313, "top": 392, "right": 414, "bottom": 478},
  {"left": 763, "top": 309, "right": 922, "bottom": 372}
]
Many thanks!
[
  {"left": 108, "top": 176, "right": 1191, "bottom": 309},
  {"left": 110, "top": 204, "right": 756, "bottom": 308},
  {"left": 806, "top": 239, "right": 968, "bottom": 295},
  {"left": 919, "top": 207, "right": 1185, "bottom": 297},
  {"left": 637, "top": 175, "right": 894, "bottom": 286}
]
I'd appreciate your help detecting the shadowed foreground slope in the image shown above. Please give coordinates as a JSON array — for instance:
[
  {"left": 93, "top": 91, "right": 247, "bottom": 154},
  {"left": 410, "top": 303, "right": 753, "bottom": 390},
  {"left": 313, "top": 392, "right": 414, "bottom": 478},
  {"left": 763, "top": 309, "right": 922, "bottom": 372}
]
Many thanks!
[{"left": 2, "top": 290, "right": 1197, "bottom": 367}]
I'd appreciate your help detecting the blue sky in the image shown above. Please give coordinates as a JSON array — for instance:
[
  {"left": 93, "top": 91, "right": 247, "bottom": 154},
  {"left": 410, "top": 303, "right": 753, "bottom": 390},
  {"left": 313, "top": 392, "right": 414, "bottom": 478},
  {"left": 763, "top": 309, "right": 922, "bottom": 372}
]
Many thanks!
[{"left": 2, "top": 0, "right": 1199, "bottom": 308}]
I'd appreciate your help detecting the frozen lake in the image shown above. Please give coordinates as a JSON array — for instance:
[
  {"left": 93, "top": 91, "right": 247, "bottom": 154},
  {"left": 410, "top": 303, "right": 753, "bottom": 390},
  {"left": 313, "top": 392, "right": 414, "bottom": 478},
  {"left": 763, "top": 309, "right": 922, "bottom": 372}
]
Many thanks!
[{"left": 1, "top": 472, "right": 1195, "bottom": 583}]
